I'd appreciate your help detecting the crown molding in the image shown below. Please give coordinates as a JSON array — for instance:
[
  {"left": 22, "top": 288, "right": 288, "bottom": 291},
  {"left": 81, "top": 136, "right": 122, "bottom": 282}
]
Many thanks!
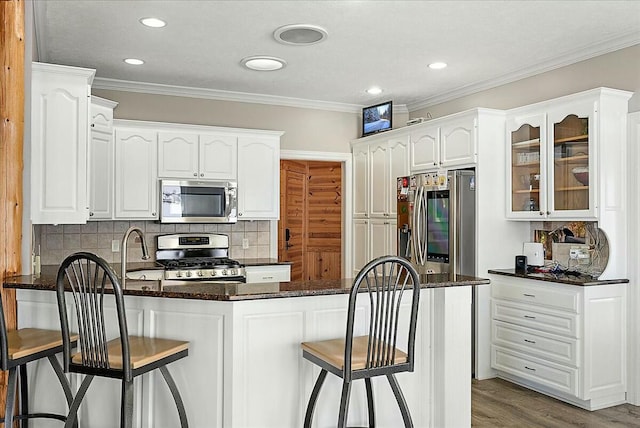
[
  {"left": 92, "top": 77, "right": 369, "bottom": 113},
  {"left": 407, "top": 34, "right": 640, "bottom": 112}
]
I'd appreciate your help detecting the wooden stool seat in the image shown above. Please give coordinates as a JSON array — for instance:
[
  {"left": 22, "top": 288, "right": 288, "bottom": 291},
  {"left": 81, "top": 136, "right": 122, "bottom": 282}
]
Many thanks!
[
  {"left": 8, "top": 328, "right": 78, "bottom": 360},
  {"left": 301, "top": 336, "right": 407, "bottom": 371},
  {"left": 0, "top": 315, "right": 78, "bottom": 427},
  {"left": 72, "top": 336, "right": 189, "bottom": 369}
]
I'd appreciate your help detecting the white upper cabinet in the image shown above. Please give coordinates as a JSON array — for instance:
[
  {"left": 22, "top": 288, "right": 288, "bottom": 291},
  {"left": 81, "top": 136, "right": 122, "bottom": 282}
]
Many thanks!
[
  {"left": 89, "top": 96, "right": 118, "bottom": 219},
  {"left": 158, "top": 131, "right": 238, "bottom": 180},
  {"left": 158, "top": 132, "right": 199, "bottom": 179},
  {"left": 31, "top": 62, "right": 95, "bottom": 224},
  {"left": 410, "top": 124, "right": 439, "bottom": 171},
  {"left": 352, "top": 143, "right": 369, "bottom": 218},
  {"left": 237, "top": 135, "right": 282, "bottom": 220},
  {"left": 506, "top": 88, "right": 632, "bottom": 221},
  {"left": 199, "top": 133, "right": 238, "bottom": 180},
  {"left": 114, "top": 126, "right": 158, "bottom": 219},
  {"left": 410, "top": 112, "right": 476, "bottom": 172}
]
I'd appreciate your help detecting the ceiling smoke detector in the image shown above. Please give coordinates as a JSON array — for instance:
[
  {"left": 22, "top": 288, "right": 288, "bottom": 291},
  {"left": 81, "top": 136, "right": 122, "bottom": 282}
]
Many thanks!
[{"left": 274, "top": 24, "right": 328, "bottom": 46}]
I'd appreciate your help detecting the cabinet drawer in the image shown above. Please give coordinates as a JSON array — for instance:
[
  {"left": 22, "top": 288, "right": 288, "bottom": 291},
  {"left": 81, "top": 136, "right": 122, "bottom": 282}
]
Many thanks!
[
  {"left": 492, "top": 346, "right": 577, "bottom": 396},
  {"left": 492, "top": 320, "right": 578, "bottom": 366},
  {"left": 492, "top": 300, "right": 578, "bottom": 337},
  {"left": 245, "top": 265, "right": 291, "bottom": 283},
  {"left": 492, "top": 280, "right": 579, "bottom": 313}
]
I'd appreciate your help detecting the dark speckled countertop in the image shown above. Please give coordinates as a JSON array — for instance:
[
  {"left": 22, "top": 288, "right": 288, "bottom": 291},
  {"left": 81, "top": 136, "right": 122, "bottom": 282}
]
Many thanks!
[
  {"left": 4, "top": 265, "right": 488, "bottom": 301},
  {"left": 488, "top": 268, "right": 629, "bottom": 286}
]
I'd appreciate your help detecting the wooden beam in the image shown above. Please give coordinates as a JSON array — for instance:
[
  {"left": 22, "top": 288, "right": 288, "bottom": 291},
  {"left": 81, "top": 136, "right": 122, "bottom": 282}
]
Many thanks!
[{"left": 0, "top": 0, "right": 25, "bottom": 422}]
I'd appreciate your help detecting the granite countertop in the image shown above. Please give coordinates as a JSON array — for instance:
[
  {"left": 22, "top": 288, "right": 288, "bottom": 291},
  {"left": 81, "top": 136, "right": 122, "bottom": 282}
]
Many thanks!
[
  {"left": 488, "top": 268, "right": 629, "bottom": 286},
  {"left": 4, "top": 269, "right": 488, "bottom": 302}
]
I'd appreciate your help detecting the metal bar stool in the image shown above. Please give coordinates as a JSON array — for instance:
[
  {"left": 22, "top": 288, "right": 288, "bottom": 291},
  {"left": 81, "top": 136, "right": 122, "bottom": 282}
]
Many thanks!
[
  {"left": 0, "top": 292, "right": 78, "bottom": 427},
  {"left": 301, "top": 255, "right": 421, "bottom": 428},
  {"left": 56, "top": 252, "right": 190, "bottom": 428}
]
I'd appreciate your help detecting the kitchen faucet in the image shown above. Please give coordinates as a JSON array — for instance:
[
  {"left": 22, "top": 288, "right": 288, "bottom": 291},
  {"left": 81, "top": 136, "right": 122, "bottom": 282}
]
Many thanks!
[{"left": 121, "top": 226, "right": 150, "bottom": 289}]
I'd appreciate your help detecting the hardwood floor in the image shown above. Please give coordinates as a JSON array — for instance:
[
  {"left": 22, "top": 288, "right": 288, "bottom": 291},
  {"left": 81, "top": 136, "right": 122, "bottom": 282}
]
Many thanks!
[{"left": 472, "top": 378, "right": 640, "bottom": 427}]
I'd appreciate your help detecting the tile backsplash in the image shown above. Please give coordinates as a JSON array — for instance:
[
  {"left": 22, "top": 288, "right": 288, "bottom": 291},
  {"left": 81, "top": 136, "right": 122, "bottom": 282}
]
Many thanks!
[{"left": 36, "top": 220, "right": 271, "bottom": 265}]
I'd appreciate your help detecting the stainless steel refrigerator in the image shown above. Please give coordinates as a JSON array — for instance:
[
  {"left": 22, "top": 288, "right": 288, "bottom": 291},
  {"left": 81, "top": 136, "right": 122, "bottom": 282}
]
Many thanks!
[
  {"left": 397, "top": 169, "right": 476, "bottom": 276},
  {"left": 397, "top": 169, "right": 477, "bottom": 372}
]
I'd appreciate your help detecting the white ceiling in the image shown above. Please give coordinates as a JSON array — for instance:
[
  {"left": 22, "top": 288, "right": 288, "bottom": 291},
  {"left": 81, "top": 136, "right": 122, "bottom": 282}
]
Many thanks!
[{"left": 33, "top": 0, "right": 640, "bottom": 112}]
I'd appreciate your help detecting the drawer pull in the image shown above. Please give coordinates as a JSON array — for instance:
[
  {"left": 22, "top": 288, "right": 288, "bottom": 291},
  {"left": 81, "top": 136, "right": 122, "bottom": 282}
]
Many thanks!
[
  {"left": 523, "top": 293, "right": 536, "bottom": 298},
  {"left": 524, "top": 339, "right": 536, "bottom": 344},
  {"left": 263, "top": 276, "right": 273, "bottom": 279},
  {"left": 524, "top": 315, "right": 536, "bottom": 319},
  {"left": 524, "top": 366, "right": 536, "bottom": 372}
]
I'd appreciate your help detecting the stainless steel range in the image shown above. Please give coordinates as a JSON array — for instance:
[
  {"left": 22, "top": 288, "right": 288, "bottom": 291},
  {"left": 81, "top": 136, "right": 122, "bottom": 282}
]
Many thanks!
[{"left": 155, "top": 233, "right": 245, "bottom": 282}]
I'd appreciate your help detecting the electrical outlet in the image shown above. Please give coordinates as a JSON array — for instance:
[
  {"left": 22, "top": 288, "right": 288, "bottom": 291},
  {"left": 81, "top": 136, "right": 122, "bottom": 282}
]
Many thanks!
[
  {"left": 112, "top": 239, "right": 120, "bottom": 252},
  {"left": 242, "top": 238, "right": 249, "bottom": 249}
]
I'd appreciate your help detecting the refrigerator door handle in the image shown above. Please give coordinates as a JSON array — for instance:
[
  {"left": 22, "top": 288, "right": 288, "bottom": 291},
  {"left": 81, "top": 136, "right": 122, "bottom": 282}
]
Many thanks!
[
  {"left": 412, "top": 185, "right": 422, "bottom": 265},
  {"left": 415, "top": 184, "right": 426, "bottom": 266}
]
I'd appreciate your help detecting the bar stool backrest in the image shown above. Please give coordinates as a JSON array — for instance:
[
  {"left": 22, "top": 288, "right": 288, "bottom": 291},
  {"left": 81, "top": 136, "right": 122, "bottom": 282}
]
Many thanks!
[
  {"left": 344, "top": 255, "right": 421, "bottom": 381},
  {"left": 56, "top": 252, "right": 133, "bottom": 381}
]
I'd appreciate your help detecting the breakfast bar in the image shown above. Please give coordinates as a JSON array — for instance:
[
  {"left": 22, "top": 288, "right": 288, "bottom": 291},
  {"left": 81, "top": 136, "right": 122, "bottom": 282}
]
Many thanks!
[{"left": 5, "top": 270, "right": 488, "bottom": 428}]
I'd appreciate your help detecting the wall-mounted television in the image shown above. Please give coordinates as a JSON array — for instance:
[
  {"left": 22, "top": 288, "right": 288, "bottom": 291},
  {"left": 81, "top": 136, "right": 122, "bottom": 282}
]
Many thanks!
[{"left": 362, "top": 100, "right": 392, "bottom": 137}]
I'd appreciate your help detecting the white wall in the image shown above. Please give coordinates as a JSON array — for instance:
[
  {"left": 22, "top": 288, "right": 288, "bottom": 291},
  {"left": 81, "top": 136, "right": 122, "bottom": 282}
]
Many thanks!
[
  {"left": 92, "top": 89, "right": 367, "bottom": 153},
  {"left": 411, "top": 44, "right": 640, "bottom": 117}
]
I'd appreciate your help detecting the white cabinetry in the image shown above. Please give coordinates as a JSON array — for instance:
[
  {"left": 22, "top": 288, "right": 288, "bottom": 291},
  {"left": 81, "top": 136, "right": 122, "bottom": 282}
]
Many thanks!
[
  {"left": 491, "top": 276, "right": 627, "bottom": 410},
  {"left": 89, "top": 96, "right": 117, "bottom": 219},
  {"left": 237, "top": 136, "right": 281, "bottom": 220},
  {"left": 506, "top": 88, "right": 632, "bottom": 221},
  {"left": 410, "top": 112, "right": 476, "bottom": 172},
  {"left": 114, "top": 124, "right": 158, "bottom": 219},
  {"left": 31, "top": 62, "right": 95, "bottom": 224},
  {"left": 158, "top": 132, "right": 238, "bottom": 180},
  {"left": 351, "top": 135, "right": 409, "bottom": 275}
]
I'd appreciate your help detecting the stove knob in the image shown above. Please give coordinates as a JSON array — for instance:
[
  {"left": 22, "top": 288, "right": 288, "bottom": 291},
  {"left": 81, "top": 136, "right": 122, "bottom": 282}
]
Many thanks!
[
  {"left": 185, "top": 271, "right": 192, "bottom": 278},
  {"left": 212, "top": 270, "right": 217, "bottom": 276},
  {"left": 230, "top": 269, "right": 237, "bottom": 276},
  {"left": 175, "top": 271, "right": 182, "bottom": 278},
  {"left": 198, "top": 271, "right": 204, "bottom": 277},
  {"left": 222, "top": 269, "right": 227, "bottom": 276}
]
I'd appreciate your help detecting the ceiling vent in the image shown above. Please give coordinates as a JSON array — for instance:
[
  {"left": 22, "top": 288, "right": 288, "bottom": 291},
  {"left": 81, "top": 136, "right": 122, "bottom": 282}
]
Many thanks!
[{"left": 274, "top": 24, "right": 328, "bottom": 46}]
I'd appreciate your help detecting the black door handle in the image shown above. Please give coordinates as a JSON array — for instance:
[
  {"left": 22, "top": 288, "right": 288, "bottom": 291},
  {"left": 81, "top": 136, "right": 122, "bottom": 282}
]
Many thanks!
[{"left": 285, "top": 228, "right": 290, "bottom": 241}]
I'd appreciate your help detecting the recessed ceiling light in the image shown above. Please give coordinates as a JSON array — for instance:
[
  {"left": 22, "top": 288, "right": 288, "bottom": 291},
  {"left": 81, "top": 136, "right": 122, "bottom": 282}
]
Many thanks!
[
  {"left": 274, "top": 24, "right": 328, "bottom": 45},
  {"left": 124, "top": 58, "right": 144, "bottom": 65},
  {"left": 428, "top": 62, "right": 447, "bottom": 70},
  {"left": 241, "top": 56, "right": 287, "bottom": 71},
  {"left": 366, "top": 87, "right": 383, "bottom": 95},
  {"left": 140, "top": 17, "right": 166, "bottom": 28}
]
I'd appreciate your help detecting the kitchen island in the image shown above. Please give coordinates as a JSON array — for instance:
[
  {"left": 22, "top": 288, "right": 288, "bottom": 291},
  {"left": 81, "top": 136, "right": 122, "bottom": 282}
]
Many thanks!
[{"left": 5, "top": 269, "right": 488, "bottom": 428}]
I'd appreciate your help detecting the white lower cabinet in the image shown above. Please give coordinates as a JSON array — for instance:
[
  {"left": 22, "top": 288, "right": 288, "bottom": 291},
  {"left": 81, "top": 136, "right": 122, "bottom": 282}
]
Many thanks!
[
  {"left": 491, "top": 276, "right": 627, "bottom": 410},
  {"left": 15, "top": 285, "right": 472, "bottom": 428},
  {"left": 352, "top": 218, "right": 396, "bottom": 276}
]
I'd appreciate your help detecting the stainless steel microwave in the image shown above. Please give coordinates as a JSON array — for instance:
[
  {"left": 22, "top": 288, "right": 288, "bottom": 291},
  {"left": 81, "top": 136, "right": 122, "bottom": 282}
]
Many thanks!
[{"left": 160, "top": 180, "right": 237, "bottom": 223}]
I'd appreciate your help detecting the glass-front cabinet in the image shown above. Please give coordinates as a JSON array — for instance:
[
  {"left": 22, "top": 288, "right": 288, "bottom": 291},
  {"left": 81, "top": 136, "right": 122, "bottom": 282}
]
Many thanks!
[{"left": 507, "top": 101, "right": 595, "bottom": 220}]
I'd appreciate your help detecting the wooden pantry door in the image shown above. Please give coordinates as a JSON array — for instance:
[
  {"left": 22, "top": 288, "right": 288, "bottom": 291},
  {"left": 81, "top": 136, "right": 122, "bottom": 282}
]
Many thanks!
[{"left": 279, "top": 160, "right": 342, "bottom": 281}]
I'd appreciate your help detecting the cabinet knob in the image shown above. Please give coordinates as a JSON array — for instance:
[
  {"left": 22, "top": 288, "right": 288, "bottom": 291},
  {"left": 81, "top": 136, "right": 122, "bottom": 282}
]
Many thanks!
[
  {"left": 546, "top": 211, "right": 550, "bottom": 215},
  {"left": 200, "top": 173, "right": 204, "bottom": 177},
  {"left": 89, "top": 212, "right": 94, "bottom": 216},
  {"left": 152, "top": 212, "right": 156, "bottom": 216},
  {"left": 539, "top": 211, "right": 543, "bottom": 216},
  {"left": 239, "top": 212, "right": 243, "bottom": 216},
  {"left": 433, "top": 162, "right": 437, "bottom": 166},
  {"left": 91, "top": 124, "right": 95, "bottom": 128},
  {"left": 193, "top": 173, "right": 198, "bottom": 177}
]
